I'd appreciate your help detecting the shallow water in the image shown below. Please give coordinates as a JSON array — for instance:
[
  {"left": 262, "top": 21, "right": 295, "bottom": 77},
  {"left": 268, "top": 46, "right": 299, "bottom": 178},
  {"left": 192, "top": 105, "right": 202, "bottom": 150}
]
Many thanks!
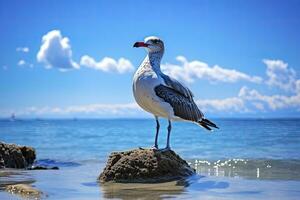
[{"left": 0, "top": 118, "right": 300, "bottom": 199}]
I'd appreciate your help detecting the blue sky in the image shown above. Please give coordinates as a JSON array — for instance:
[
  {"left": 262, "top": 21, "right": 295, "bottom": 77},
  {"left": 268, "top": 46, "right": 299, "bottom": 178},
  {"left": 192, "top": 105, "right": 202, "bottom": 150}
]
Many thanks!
[{"left": 0, "top": 0, "right": 300, "bottom": 118}]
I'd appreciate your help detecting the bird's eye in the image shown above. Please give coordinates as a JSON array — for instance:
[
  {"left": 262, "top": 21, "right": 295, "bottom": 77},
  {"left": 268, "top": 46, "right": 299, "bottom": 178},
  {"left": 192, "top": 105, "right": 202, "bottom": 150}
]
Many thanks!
[{"left": 153, "top": 39, "right": 159, "bottom": 44}]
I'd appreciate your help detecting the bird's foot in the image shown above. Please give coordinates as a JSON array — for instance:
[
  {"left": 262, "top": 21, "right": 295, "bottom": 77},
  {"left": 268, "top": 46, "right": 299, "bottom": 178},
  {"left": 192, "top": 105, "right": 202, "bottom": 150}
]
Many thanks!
[
  {"left": 139, "top": 146, "right": 159, "bottom": 150},
  {"left": 158, "top": 146, "right": 171, "bottom": 152},
  {"left": 151, "top": 145, "right": 159, "bottom": 150}
]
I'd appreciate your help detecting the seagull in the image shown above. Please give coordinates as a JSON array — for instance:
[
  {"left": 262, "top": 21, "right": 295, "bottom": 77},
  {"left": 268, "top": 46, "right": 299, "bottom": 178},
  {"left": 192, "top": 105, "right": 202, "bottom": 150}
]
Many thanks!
[{"left": 133, "top": 36, "right": 218, "bottom": 150}]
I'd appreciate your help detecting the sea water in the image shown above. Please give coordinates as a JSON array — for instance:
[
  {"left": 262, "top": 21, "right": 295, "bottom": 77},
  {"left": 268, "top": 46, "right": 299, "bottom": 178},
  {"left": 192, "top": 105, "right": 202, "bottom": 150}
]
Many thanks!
[{"left": 0, "top": 118, "right": 299, "bottom": 199}]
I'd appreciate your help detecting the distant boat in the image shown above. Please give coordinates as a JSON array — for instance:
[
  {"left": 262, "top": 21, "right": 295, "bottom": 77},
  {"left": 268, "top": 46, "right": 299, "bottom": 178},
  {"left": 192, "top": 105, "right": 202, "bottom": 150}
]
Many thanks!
[{"left": 10, "top": 113, "right": 16, "bottom": 121}]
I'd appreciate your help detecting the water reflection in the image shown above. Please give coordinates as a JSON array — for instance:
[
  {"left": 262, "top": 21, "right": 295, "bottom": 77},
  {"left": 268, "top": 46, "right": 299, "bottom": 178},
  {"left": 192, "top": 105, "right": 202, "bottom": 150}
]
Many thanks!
[
  {"left": 187, "top": 176, "right": 230, "bottom": 191},
  {"left": 100, "top": 180, "right": 185, "bottom": 200},
  {"left": 100, "top": 175, "right": 230, "bottom": 200},
  {"left": 0, "top": 169, "right": 35, "bottom": 189}
]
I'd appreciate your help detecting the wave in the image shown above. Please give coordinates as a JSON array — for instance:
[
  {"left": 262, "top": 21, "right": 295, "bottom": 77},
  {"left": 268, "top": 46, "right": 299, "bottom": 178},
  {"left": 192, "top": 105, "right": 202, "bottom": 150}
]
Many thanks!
[
  {"left": 188, "top": 158, "right": 300, "bottom": 180},
  {"left": 34, "top": 159, "right": 81, "bottom": 168}
]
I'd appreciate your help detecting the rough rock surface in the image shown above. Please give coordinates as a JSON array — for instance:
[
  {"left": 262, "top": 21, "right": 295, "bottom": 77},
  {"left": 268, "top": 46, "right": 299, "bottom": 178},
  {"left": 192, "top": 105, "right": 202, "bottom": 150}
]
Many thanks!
[
  {"left": 99, "top": 148, "right": 195, "bottom": 183},
  {"left": 0, "top": 141, "right": 36, "bottom": 168}
]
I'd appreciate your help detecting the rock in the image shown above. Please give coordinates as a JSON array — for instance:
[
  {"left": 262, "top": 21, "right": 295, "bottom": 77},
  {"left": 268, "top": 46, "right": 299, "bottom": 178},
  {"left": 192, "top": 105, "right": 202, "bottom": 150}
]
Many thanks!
[
  {"left": 5, "top": 184, "right": 43, "bottom": 199},
  {"left": 0, "top": 141, "right": 36, "bottom": 169},
  {"left": 99, "top": 148, "right": 195, "bottom": 183}
]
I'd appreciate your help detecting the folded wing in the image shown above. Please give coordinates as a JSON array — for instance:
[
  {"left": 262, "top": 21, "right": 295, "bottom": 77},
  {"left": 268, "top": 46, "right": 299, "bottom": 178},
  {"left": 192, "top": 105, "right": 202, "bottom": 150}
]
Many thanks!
[
  {"left": 154, "top": 84, "right": 203, "bottom": 122},
  {"left": 160, "top": 73, "right": 194, "bottom": 100}
]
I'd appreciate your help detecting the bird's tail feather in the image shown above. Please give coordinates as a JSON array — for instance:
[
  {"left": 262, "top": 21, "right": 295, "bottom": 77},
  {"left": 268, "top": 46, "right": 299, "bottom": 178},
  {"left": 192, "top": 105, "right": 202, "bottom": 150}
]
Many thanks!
[{"left": 198, "top": 118, "right": 219, "bottom": 131}]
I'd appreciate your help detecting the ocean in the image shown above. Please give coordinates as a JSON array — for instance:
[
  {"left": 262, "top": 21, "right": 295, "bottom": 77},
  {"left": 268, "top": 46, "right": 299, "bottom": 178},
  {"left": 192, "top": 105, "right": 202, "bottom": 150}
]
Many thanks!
[{"left": 0, "top": 118, "right": 300, "bottom": 199}]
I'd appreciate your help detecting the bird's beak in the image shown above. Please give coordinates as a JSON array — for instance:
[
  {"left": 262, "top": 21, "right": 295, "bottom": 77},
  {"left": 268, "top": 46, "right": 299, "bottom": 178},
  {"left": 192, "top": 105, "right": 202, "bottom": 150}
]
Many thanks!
[{"left": 133, "top": 42, "right": 149, "bottom": 48}]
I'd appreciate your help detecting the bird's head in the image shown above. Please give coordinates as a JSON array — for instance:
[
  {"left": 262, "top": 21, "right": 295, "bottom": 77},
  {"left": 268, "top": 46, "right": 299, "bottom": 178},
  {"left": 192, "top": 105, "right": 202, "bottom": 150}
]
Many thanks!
[{"left": 133, "top": 36, "right": 164, "bottom": 54}]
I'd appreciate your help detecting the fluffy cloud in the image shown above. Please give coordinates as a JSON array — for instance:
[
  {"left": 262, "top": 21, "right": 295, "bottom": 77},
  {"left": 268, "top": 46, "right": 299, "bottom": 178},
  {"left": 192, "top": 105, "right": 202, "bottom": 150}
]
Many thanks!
[
  {"left": 36, "top": 30, "right": 133, "bottom": 73},
  {"left": 296, "top": 80, "right": 300, "bottom": 94},
  {"left": 161, "top": 56, "right": 263, "bottom": 84},
  {"left": 238, "top": 86, "right": 300, "bottom": 110},
  {"left": 3, "top": 103, "right": 142, "bottom": 117},
  {"left": 196, "top": 97, "right": 246, "bottom": 113},
  {"left": 17, "top": 60, "right": 33, "bottom": 67},
  {"left": 195, "top": 85, "right": 300, "bottom": 113},
  {"left": 16, "top": 47, "right": 29, "bottom": 53},
  {"left": 252, "top": 102, "right": 265, "bottom": 111},
  {"left": 263, "top": 59, "right": 297, "bottom": 92},
  {"left": 162, "top": 58, "right": 299, "bottom": 113},
  {"left": 37, "top": 30, "right": 79, "bottom": 69},
  {"left": 61, "top": 103, "right": 140, "bottom": 114},
  {"left": 17, "top": 60, "right": 26, "bottom": 66},
  {"left": 80, "top": 55, "right": 134, "bottom": 73}
]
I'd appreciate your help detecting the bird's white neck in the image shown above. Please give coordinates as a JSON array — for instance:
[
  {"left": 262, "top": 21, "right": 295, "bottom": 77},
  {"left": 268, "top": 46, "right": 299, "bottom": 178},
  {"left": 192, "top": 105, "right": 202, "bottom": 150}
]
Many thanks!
[{"left": 145, "top": 51, "right": 163, "bottom": 72}]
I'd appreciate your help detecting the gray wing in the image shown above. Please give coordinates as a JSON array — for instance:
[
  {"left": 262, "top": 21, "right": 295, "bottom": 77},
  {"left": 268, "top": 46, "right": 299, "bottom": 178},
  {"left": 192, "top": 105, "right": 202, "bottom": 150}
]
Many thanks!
[
  {"left": 155, "top": 84, "right": 203, "bottom": 122},
  {"left": 160, "top": 73, "right": 194, "bottom": 100}
]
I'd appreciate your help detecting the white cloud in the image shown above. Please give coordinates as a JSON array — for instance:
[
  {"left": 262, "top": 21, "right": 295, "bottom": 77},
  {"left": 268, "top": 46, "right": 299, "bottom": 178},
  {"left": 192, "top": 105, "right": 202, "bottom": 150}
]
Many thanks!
[
  {"left": 17, "top": 60, "right": 26, "bottom": 66},
  {"left": 161, "top": 56, "right": 263, "bottom": 84},
  {"left": 37, "top": 30, "right": 79, "bottom": 70},
  {"left": 36, "top": 30, "right": 133, "bottom": 73},
  {"left": 238, "top": 86, "right": 300, "bottom": 110},
  {"left": 194, "top": 86, "right": 300, "bottom": 113},
  {"left": 296, "top": 80, "right": 300, "bottom": 94},
  {"left": 252, "top": 102, "right": 265, "bottom": 111},
  {"left": 17, "top": 60, "right": 33, "bottom": 68},
  {"left": 16, "top": 47, "right": 29, "bottom": 53},
  {"left": 161, "top": 58, "right": 300, "bottom": 113},
  {"left": 61, "top": 103, "right": 140, "bottom": 114},
  {"left": 80, "top": 55, "right": 134, "bottom": 73},
  {"left": 1, "top": 103, "right": 143, "bottom": 117},
  {"left": 263, "top": 59, "right": 297, "bottom": 92},
  {"left": 195, "top": 97, "right": 246, "bottom": 113}
]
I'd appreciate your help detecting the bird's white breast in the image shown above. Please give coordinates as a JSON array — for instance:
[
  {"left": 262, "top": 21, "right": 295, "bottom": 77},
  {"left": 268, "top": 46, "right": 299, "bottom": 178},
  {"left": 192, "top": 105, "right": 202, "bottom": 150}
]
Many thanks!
[{"left": 133, "top": 66, "right": 174, "bottom": 118}]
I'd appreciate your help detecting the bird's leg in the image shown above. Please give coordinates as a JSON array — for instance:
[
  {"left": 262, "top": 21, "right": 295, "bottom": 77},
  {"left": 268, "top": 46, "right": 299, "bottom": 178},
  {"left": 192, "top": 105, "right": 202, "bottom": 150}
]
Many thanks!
[
  {"left": 152, "top": 116, "right": 160, "bottom": 149},
  {"left": 159, "top": 120, "right": 172, "bottom": 152},
  {"left": 165, "top": 120, "right": 172, "bottom": 150}
]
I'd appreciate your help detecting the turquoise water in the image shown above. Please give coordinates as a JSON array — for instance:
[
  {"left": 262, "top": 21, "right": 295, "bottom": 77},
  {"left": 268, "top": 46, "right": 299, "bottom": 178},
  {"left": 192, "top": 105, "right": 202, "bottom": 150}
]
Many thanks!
[{"left": 0, "top": 119, "right": 300, "bottom": 199}]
